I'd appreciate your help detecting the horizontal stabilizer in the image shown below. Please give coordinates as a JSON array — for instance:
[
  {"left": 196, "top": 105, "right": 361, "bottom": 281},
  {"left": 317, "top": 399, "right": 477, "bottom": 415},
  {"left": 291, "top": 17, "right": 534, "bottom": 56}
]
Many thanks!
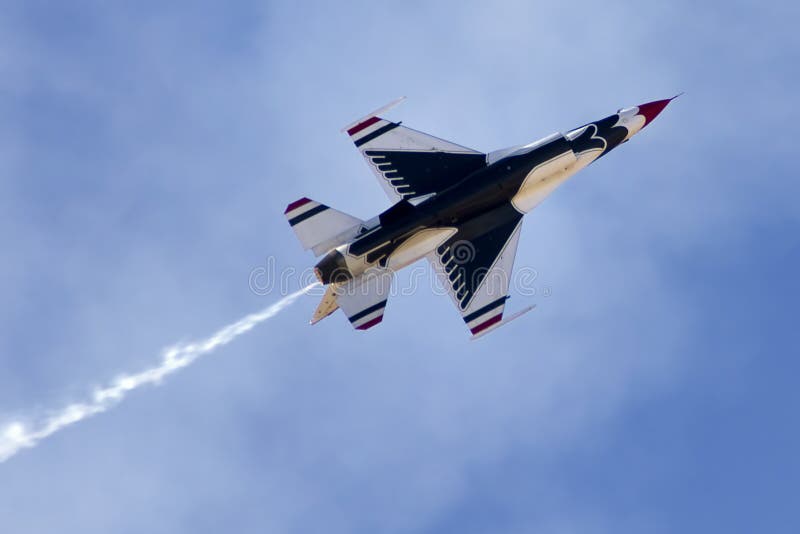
[
  {"left": 335, "top": 268, "right": 393, "bottom": 331},
  {"left": 285, "top": 197, "right": 364, "bottom": 256}
]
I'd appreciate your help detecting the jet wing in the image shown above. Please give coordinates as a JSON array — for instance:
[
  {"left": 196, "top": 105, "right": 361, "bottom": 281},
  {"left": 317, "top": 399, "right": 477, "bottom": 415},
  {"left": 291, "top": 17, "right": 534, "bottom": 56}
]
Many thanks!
[
  {"left": 334, "top": 268, "right": 393, "bottom": 330},
  {"left": 344, "top": 99, "right": 486, "bottom": 202},
  {"left": 426, "top": 203, "right": 528, "bottom": 338}
]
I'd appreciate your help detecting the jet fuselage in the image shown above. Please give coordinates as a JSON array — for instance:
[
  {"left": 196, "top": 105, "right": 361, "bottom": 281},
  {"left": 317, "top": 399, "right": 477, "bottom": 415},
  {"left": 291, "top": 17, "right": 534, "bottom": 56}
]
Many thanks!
[{"left": 314, "top": 102, "right": 670, "bottom": 285}]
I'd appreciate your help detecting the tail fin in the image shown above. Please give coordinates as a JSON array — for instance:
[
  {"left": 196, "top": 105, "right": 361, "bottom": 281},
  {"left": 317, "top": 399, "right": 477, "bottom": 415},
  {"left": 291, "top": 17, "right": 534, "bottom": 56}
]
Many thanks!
[{"left": 285, "top": 197, "right": 363, "bottom": 256}]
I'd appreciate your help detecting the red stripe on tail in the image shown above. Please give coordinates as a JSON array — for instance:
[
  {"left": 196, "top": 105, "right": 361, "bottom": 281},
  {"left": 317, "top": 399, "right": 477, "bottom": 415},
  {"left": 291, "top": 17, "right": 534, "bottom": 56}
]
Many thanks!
[
  {"left": 285, "top": 197, "right": 312, "bottom": 214},
  {"left": 356, "top": 315, "right": 383, "bottom": 330}
]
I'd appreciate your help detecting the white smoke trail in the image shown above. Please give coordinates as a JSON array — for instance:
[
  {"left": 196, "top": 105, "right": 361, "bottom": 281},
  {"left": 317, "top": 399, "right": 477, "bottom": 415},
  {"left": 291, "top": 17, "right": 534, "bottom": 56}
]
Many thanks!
[{"left": 0, "top": 284, "right": 318, "bottom": 463}]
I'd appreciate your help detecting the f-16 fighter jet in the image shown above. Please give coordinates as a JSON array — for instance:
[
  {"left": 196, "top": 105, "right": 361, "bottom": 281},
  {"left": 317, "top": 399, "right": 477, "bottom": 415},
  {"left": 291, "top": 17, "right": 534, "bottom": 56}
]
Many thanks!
[{"left": 285, "top": 96, "right": 675, "bottom": 338}]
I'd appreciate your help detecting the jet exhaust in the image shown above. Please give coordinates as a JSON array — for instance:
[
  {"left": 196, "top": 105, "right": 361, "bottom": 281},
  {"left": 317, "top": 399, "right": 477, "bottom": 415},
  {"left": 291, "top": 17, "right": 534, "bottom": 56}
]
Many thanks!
[{"left": 0, "top": 283, "right": 318, "bottom": 463}]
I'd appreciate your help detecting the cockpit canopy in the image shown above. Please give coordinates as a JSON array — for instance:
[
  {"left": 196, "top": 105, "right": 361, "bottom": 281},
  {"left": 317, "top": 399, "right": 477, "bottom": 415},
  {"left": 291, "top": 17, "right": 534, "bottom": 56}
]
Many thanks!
[{"left": 486, "top": 132, "right": 563, "bottom": 165}]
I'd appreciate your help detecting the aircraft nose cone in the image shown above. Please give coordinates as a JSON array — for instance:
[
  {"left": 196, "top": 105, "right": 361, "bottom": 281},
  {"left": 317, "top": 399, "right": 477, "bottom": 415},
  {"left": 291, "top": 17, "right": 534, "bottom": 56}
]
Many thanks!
[{"left": 637, "top": 98, "right": 672, "bottom": 128}]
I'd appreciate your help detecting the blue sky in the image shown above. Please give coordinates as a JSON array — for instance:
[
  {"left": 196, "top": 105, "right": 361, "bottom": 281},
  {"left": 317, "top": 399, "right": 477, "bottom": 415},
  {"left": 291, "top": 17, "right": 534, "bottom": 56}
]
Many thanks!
[{"left": 1, "top": 1, "right": 798, "bottom": 532}]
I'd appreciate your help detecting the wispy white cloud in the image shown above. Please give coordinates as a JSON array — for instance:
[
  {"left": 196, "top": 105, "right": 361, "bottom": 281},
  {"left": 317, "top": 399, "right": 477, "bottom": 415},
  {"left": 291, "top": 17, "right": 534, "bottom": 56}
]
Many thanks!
[{"left": 0, "top": 284, "right": 315, "bottom": 463}]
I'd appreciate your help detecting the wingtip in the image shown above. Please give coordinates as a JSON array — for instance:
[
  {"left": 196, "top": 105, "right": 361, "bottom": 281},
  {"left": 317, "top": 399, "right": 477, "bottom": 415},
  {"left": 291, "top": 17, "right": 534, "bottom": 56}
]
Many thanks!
[
  {"left": 341, "top": 96, "right": 408, "bottom": 133},
  {"left": 469, "top": 304, "right": 536, "bottom": 341}
]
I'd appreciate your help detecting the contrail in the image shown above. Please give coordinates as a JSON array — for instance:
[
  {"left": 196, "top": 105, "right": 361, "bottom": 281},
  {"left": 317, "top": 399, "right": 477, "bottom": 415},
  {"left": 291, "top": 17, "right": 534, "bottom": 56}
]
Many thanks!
[{"left": 0, "top": 284, "right": 318, "bottom": 463}]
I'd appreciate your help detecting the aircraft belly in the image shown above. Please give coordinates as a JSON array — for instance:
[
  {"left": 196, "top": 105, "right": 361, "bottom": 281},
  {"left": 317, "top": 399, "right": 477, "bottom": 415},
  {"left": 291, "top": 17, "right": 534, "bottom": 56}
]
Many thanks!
[
  {"left": 385, "top": 227, "right": 458, "bottom": 271},
  {"left": 341, "top": 244, "right": 374, "bottom": 277},
  {"left": 511, "top": 150, "right": 580, "bottom": 213}
]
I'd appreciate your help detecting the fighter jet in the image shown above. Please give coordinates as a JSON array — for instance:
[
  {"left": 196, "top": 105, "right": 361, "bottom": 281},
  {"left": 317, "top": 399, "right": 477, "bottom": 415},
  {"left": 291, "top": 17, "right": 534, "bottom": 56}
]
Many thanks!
[{"left": 285, "top": 96, "right": 675, "bottom": 338}]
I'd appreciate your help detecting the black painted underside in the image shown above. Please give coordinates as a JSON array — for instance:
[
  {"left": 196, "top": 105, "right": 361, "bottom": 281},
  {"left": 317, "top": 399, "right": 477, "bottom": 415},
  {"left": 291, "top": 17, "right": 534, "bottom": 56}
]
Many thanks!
[
  {"left": 341, "top": 115, "right": 631, "bottom": 304},
  {"left": 364, "top": 150, "right": 487, "bottom": 200},
  {"left": 436, "top": 203, "right": 522, "bottom": 310}
]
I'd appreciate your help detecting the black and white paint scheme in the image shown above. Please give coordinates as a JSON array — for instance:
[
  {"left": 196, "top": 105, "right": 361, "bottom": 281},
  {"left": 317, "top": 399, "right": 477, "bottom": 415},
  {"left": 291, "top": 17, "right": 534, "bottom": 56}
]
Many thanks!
[{"left": 285, "top": 96, "right": 676, "bottom": 338}]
